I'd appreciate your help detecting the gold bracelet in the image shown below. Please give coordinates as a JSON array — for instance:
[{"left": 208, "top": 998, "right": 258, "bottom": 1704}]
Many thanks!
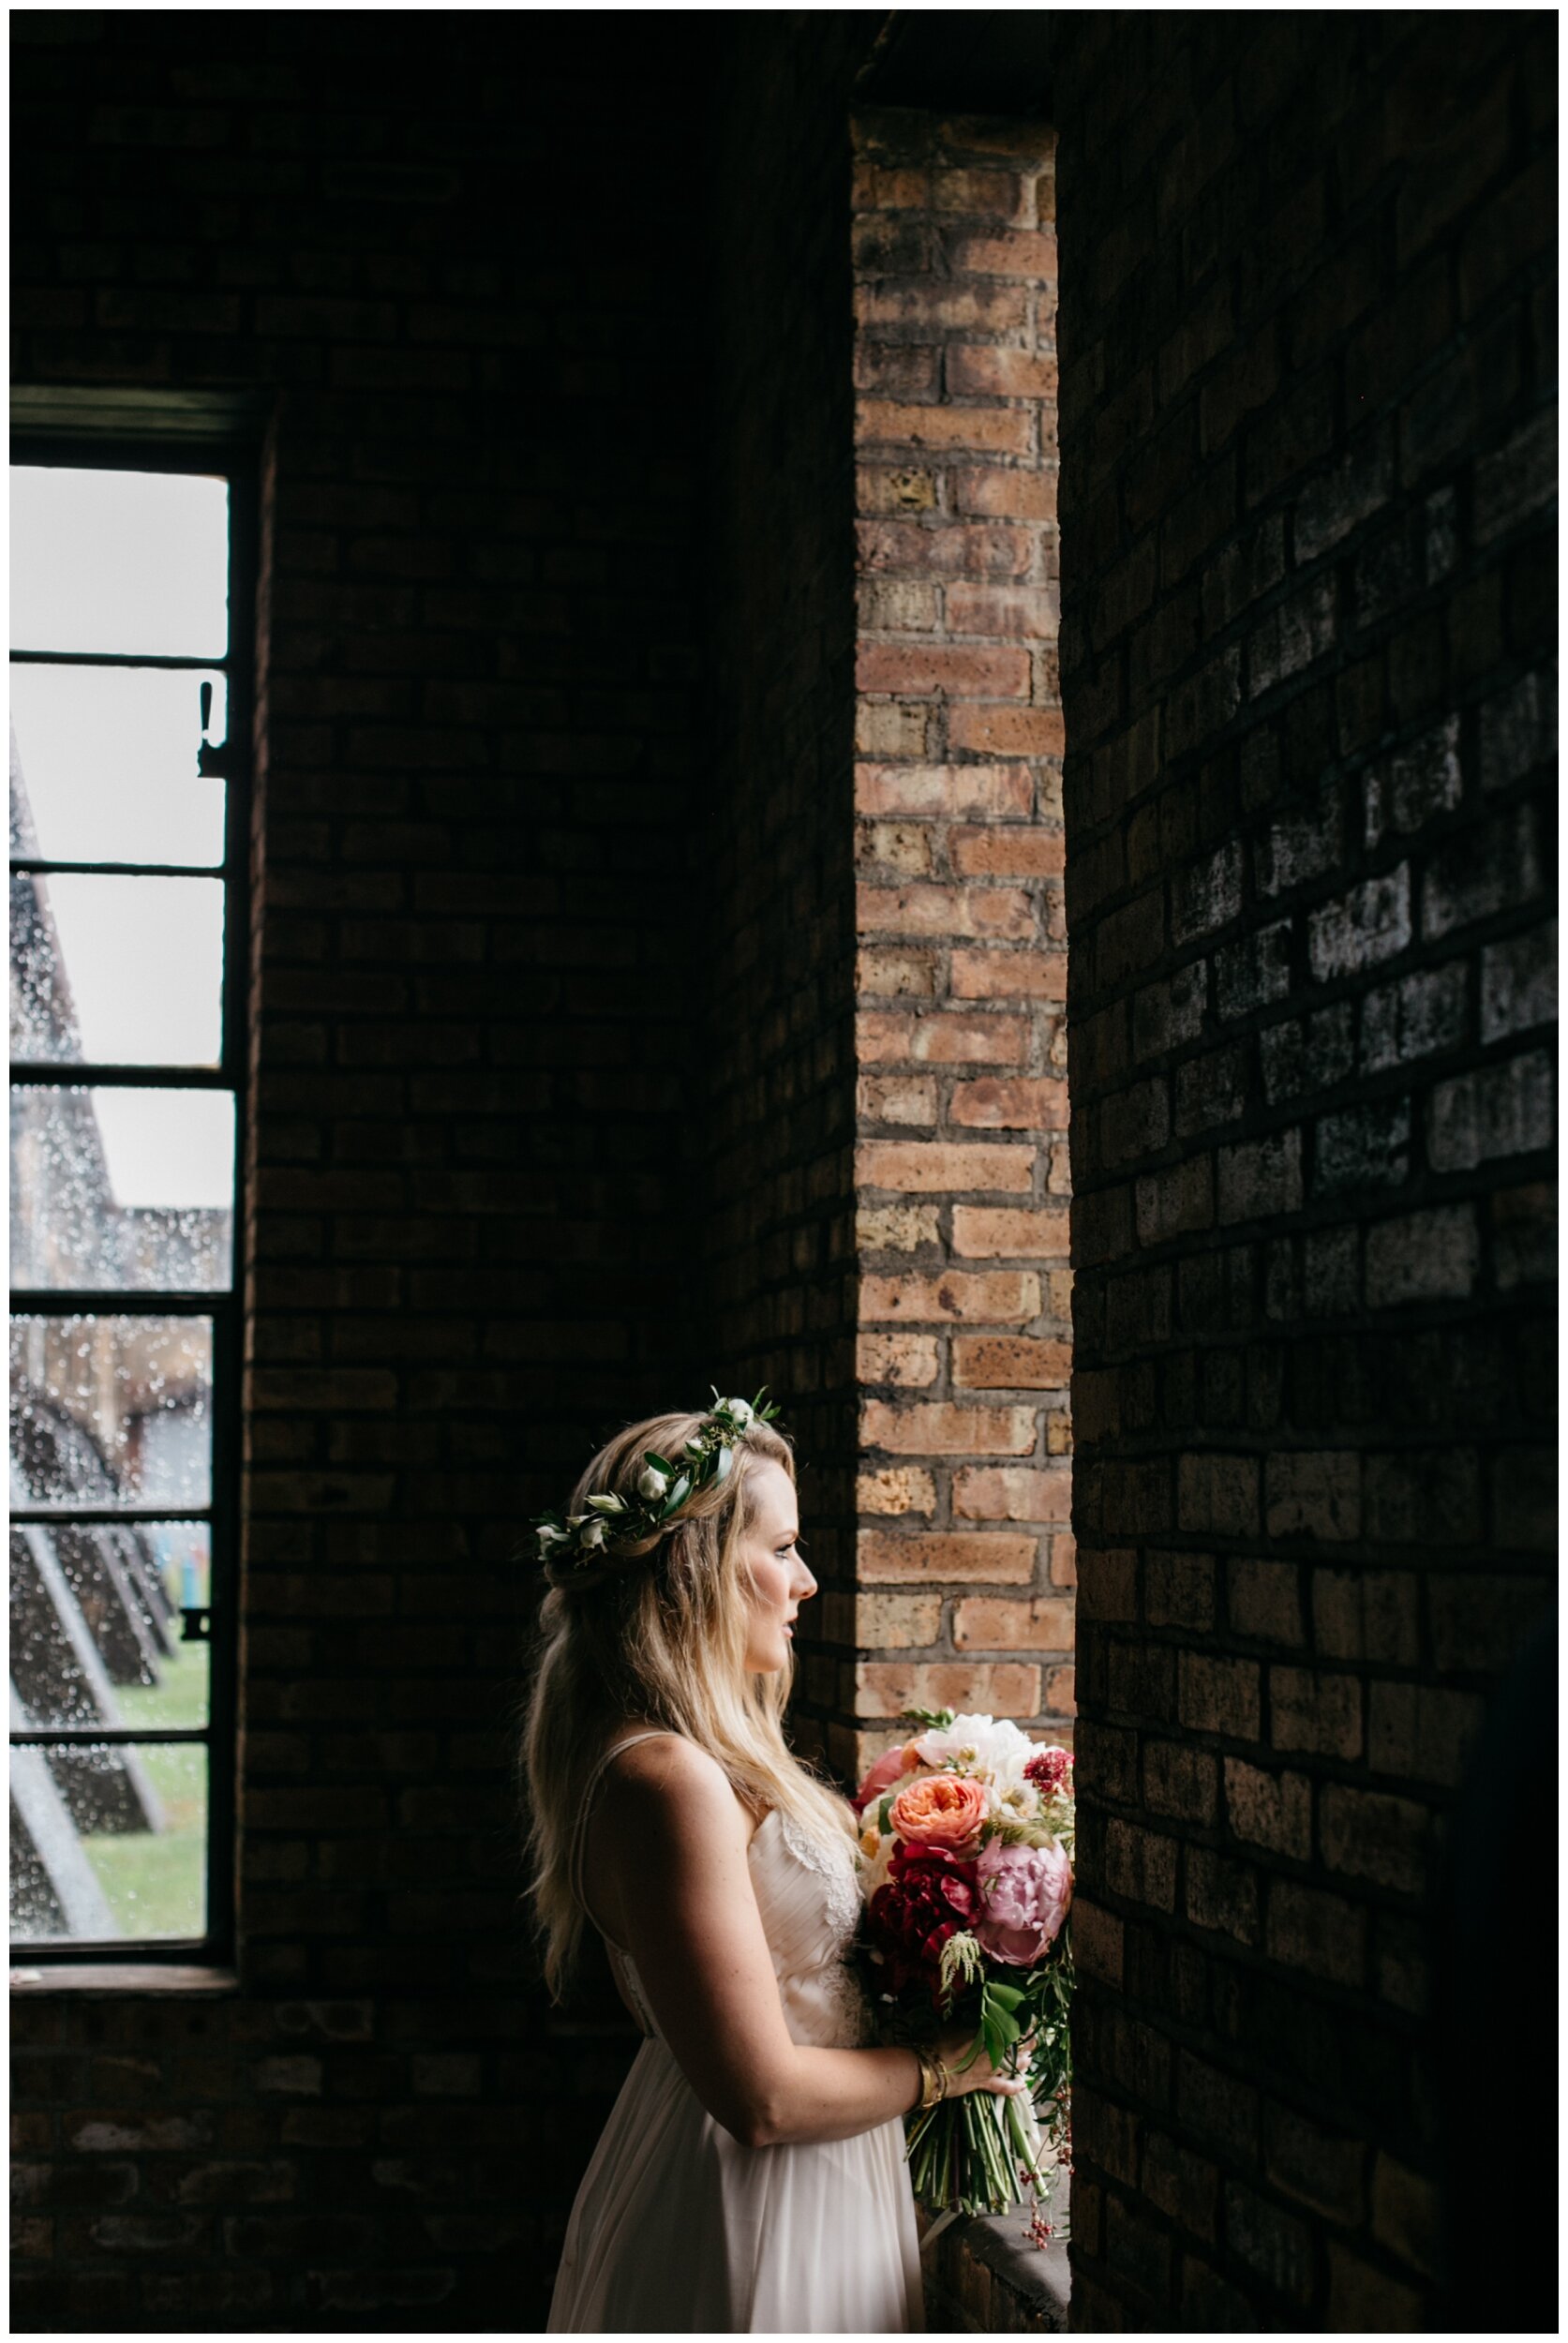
[{"left": 912, "top": 2049, "right": 948, "bottom": 2113}]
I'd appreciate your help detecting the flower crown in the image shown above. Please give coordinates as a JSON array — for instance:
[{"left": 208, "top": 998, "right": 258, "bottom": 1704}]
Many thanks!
[{"left": 530, "top": 1388, "right": 782, "bottom": 1576}]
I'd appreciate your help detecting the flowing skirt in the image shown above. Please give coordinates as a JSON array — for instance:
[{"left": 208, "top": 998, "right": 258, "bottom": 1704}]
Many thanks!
[{"left": 547, "top": 2036, "right": 925, "bottom": 2334}]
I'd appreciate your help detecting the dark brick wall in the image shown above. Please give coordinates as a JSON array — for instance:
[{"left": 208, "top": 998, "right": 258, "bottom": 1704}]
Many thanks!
[
  {"left": 12, "top": 15, "right": 709, "bottom": 2328},
  {"left": 1053, "top": 12, "right": 1556, "bottom": 2329},
  {"left": 702, "top": 16, "right": 875, "bottom": 1772}
]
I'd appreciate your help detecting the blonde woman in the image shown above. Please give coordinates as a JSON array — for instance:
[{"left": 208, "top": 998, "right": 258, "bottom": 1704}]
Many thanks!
[{"left": 523, "top": 1394, "right": 1029, "bottom": 2334}]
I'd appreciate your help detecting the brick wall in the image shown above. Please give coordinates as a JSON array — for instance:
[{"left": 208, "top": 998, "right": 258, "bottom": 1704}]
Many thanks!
[
  {"left": 1053, "top": 12, "right": 1556, "bottom": 2328},
  {"left": 12, "top": 16, "right": 709, "bottom": 2327},
  {"left": 847, "top": 112, "right": 1075, "bottom": 1782},
  {"left": 701, "top": 15, "right": 873, "bottom": 1770}
]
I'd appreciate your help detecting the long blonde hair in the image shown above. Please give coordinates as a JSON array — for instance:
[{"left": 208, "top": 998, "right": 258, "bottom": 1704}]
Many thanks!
[{"left": 520, "top": 1407, "right": 855, "bottom": 1998}]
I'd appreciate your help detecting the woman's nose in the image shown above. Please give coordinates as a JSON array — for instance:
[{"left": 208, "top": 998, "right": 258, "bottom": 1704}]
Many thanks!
[{"left": 794, "top": 1558, "right": 817, "bottom": 1600}]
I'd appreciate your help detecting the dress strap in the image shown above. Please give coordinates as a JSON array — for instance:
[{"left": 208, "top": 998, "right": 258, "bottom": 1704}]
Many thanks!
[{"left": 569, "top": 1729, "right": 675, "bottom": 1942}]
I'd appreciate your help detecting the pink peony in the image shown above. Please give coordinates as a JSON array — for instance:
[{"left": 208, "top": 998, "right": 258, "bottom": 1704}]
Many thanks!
[
  {"left": 973, "top": 1837, "right": 1072, "bottom": 1966},
  {"left": 853, "top": 1739, "right": 920, "bottom": 1814}
]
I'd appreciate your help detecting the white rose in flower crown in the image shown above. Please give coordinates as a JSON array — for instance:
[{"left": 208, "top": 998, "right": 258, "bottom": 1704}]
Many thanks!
[
  {"left": 723, "top": 1397, "right": 754, "bottom": 1427},
  {"left": 578, "top": 1517, "right": 607, "bottom": 1550},
  {"left": 536, "top": 1524, "right": 568, "bottom": 1552},
  {"left": 637, "top": 1464, "right": 669, "bottom": 1500}
]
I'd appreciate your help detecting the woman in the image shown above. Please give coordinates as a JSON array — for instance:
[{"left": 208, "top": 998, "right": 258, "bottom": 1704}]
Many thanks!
[{"left": 522, "top": 1394, "right": 1029, "bottom": 2334}]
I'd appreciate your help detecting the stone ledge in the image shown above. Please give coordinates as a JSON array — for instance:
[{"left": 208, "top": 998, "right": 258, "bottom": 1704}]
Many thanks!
[
  {"left": 10, "top": 1962, "right": 239, "bottom": 1994},
  {"left": 922, "top": 2202, "right": 1071, "bottom": 2333}
]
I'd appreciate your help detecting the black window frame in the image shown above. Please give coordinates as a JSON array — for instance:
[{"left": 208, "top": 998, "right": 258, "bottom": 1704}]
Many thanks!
[{"left": 8, "top": 425, "right": 256, "bottom": 1969}]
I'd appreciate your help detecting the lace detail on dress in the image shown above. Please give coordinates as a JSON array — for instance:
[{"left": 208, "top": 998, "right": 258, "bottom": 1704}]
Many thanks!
[{"left": 775, "top": 1808, "right": 861, "bottom": 1949}]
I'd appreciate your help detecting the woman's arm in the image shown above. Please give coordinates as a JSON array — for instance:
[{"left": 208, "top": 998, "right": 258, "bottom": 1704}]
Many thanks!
[{"left": 593, "top": 1735, "right": 1018, "bottom": 2150}]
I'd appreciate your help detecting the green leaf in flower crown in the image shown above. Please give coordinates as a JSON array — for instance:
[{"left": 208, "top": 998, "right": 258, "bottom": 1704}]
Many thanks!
[
  {"left": 714, "top": 1444, "right": 732, "bottom": 1481},
  {"left": 661, "top": 1474, "right": 692, "bottom": 1517},
  {"left": 643, "top": 1451, "right": 676, "bottom": 1476}
]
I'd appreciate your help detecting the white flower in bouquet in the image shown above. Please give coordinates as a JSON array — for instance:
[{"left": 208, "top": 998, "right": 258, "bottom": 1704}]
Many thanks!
[
  {"left": 855, "top": 1820, "right": 898, "bottom": 1898},
  {"left": 915, "top": 1712, "right": 1030, "bottom": 1783},
  {"left": 987, "top": 1750, "right": 1044, "bottom": 1828}
]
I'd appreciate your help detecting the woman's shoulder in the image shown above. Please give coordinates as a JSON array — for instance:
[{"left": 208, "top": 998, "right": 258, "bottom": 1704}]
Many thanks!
[{"left": 598, "top": 1727, "right": 763, "bottom": 1840}]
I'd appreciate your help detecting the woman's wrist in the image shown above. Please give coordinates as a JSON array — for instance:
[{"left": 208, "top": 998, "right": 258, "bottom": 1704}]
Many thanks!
[{"left": 908, "top": 2046, "right": 949, "bottom": 2113}]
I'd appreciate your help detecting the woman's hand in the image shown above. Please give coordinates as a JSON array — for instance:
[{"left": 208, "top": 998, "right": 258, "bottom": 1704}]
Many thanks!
[{"left": 933, "top": 2018, "right": 1037, "bottom": 2100}]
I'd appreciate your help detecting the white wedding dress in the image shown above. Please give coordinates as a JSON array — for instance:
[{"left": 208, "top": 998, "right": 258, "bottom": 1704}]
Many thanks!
[{"left": 546, "top": 1731, "right": 924, "bottom": 2333}]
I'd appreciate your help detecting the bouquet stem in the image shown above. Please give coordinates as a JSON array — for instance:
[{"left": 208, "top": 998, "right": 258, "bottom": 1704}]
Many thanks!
[{"left": 907, "top": 2086, "right": 1053, "bottom": 2218}]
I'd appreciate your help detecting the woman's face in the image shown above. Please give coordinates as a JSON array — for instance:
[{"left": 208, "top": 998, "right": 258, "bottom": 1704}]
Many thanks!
[{"left": 738, "top": 1458, "right": 817, "bottom": 1674}]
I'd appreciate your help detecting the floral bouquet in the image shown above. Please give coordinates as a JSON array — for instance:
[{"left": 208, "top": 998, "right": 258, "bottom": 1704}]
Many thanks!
[{"left": 853, "top": 1709, "right": 1074, "bottom": 2230}]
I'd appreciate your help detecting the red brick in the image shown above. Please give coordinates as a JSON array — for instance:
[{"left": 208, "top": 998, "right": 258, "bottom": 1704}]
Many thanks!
[
  {"left": 857, "top": 882, "right": 1035, "bottom": 937},
  {"left": 857, "top": 1140, "right": 1035, "bottom": 1192},
  {"left": 856, "top": 640, "right": 1032, "bottom": 697},
  {"left": 854, "top": 762, "right": 1036, "bottom": 816},
  {"left": 955, "top": 466, "right": 1059, "bottom": 520},
  {"left": 953, "top": 1463, "right": 1073, "bottom": 1518},
  {"left": 857, "top": 1660, "right": 1041, "bottom": 1718},
  {"left": 946, "top": 346, "right": 1059, "bottom": 398},
  {"left": 952, "top": 1334, "right": 1071, "bottom": 1387},
  {"left": 855, "top": 282, "right": 1030, "bottom": 335},
  {"left": 857, "top": 1070, "right": 937, "bottom": 1123},
  {"left": 855, "top": 1332, "right": 939, "bottom": 1385},
  {"left": 858, "top": 1010, "right": 1029, "bottom": 1064},
  {"left": 946, "top": 583, "right": 1060, "bottom": 637},
  {"left": 857, "top": 398, "right": 1036, "bottom": 456},
  {"left": 951, "top": 1075, "right": 1069, "bottom": 1128},
  {"left": 859, "top": 1270, "right": 1041, "bottom": 1322},
  {"left": 949, "top": 825, "right": 1066, "bottom": 875},
  {"left": 952, "top": 1595, "right": 1074, "bottom": 1649},
  {"left": 952, "top": 1202, "right": 1071, "bottom": 1255},
  {"left": 857, "top": 1463, "right": 938, "bottom": 1515},
  {"left": 951, "top": 947, "right": 1068, "bottom": 998},
  {"left": 933, "top": 167, "right": 1023, "bottom": 217},
  {"left": 861, "top": 1399, "right": 1038, "bottom": 1455},
  {"left": 852, "top": 162, "right": 929, "bottom": 209},
  {"left": 948, "top": 230, "right": 1058, "bottom": 277},
  {"left": 858, "top": 1530, "right": 1038, "bottom": 1584},
  {"left": 948, "top": 703, "right": 1067, "bottom": 755},
  {"left": 857, "top": 519, "right": 1035, "bottom": 577}
]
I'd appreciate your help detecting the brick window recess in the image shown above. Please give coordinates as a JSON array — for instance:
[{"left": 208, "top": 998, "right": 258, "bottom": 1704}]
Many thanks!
[{"left": 843, "top": 112, "right": 1070, "bottom": 1783}]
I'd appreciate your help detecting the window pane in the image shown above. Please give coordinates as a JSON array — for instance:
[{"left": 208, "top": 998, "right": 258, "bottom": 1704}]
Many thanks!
[
  {"left": 10, "top": 664, "right": 227, "bottom": 867},
  {"left": 9, "top": 872, "right": 225, "bottom": 1067},
  {"left": 10, "top": 1521, "right": 209, "bottom": 1729},
  {"left": 9, "top": 1313, "right": 213, "bottom": 1509},
  {"left": 10, "top": 1739, "right": 206, "bottom": 1945},
  {"left": 10, "top": 468, "right": 228, "bottom": 659},
  {"left": 11, "top": 1086, "right": 234, "bottom": 1291}
]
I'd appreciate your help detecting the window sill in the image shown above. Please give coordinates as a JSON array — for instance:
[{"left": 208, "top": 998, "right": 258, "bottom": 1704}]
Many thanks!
[
  {"left": 921, "top": 2201, "right": 1071, "bottom": 2332},
  {"left": 10, "top": 1962, "right": 238, "bottom": 1994}
]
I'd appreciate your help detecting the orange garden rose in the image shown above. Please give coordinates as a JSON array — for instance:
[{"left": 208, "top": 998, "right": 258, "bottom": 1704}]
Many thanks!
[{"left": 889, "top": 1770, "right": 987, "bottom": 1851}]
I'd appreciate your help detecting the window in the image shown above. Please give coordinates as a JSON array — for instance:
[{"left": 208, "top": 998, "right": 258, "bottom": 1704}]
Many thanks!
[{"left": 9, "top": 450, "right": 249, "bottom": 1962}]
